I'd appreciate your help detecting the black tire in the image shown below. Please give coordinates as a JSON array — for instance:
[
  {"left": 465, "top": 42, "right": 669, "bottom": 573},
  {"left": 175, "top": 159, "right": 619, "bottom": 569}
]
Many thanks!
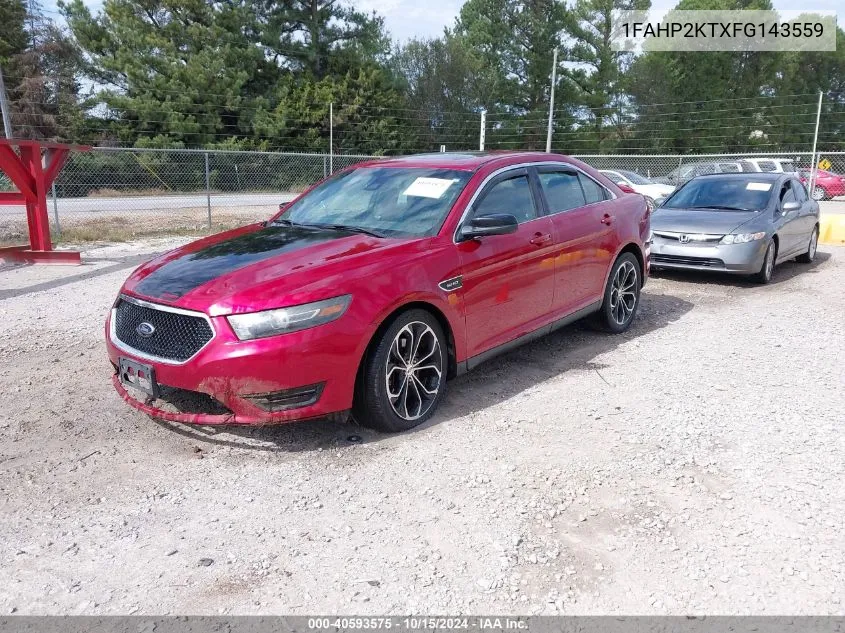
[
  {"left": 796, "top": 226, "right": 819, "bottom": 264},
  {"left": 353, "top": 309, "right": 447, "bottom": 433},
  {"left": 753, "top": 239, "right": 776, "bottom": 284},
  {"left": 591, "top": 252, "right": 641, "bottom": 333}
]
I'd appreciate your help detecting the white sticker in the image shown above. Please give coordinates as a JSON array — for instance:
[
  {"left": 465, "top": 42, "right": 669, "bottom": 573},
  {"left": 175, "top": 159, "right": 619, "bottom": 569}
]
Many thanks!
[
  {"left": 403, "top": 177, "right": 456, "bottom": 199},
  {"left": 746, "top": 182, "right": 772, "bottom": 191}
]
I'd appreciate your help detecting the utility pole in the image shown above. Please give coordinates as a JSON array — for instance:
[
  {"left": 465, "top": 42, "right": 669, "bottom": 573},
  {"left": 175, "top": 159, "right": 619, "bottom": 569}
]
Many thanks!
[
  {"left": 808, "top": 91, "right": 823, "bottom": 199},
  {"left": 329, "top": 102, "right": 334, "bottom": 175},
  {"left": 0, "top": 66, "right": 13, "bottom": 138},
  {"left": 545, "top": 47, "right": 558, "bottom": 153},
  {"left": 479, "top": 110, "right": 486, "bottom": 151}
]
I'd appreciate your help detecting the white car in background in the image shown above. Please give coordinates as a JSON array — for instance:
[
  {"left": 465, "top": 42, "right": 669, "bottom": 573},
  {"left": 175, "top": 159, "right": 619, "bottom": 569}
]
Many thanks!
[
  {"left": 739, "top": 157, "right": 798, "bottom": 173},
  {"left": 600, "top": 169, "right": 675, "bottom": 202}
]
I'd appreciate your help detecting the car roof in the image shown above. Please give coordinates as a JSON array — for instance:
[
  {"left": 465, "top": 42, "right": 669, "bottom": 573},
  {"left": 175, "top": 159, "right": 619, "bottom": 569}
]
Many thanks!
[{"left": 353, "top": 151, "right": 571, "bottom": 171}]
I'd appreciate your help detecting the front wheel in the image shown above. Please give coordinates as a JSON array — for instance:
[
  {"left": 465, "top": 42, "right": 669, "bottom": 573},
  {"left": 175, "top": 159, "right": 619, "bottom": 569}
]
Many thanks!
[
  {"left": 753, "top": 239, "right": 776, "bottom": 284},
  {"left": 353, "top": 309, "right": 447, "bottom": 432},
  {"left": 592, "top": 253, "right": 641, "bottom": 333},
  {"left": 811, "top": 186, "right": 827, "bottom": 202}
]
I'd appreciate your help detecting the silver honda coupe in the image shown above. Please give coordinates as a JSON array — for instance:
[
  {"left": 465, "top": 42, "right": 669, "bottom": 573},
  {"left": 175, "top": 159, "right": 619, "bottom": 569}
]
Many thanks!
[{"left": 650, "top": 173, "right": 820, "bottom": 284}]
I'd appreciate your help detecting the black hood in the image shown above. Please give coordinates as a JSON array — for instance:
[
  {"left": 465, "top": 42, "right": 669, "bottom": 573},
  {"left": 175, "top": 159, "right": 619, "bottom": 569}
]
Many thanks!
[{"left": 133, "top": 223, "right": 352, "bottom": 300}]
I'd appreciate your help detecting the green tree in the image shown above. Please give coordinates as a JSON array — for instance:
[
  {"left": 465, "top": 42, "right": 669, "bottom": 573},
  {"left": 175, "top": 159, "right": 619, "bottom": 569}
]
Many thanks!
[{"left": 561, "top": 0, "right": 650, "bottom": 151}]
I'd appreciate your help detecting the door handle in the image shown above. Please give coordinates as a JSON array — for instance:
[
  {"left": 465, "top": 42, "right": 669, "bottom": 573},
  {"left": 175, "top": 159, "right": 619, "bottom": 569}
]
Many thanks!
[
  {"left": 601, "top": 213, "right": 615, "bottom": 225},
  {"left": 529, "top": 232, "right": 552, "bottom": 246}
]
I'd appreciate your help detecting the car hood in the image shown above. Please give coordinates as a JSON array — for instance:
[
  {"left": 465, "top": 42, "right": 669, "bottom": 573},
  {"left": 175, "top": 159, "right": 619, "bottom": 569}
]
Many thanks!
[
  {"left": 123, "top": 222, "right": 420, "bottom": 315},
  {"left": 651, "top": 207, "right": 763, "bottom": 235}
]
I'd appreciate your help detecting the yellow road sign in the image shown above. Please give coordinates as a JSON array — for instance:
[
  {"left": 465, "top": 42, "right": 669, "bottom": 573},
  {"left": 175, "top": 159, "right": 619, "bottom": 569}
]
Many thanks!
[{"left": 818, "top": 158, "right": 832, "bottom": 170}]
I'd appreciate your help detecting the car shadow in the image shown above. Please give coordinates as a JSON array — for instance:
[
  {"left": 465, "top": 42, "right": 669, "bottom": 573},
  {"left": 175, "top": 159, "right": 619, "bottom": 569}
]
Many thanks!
[
  {"left": 651, "top": 251, "right": 831, "bottom": 288},
  {"left": 154, "top": 288, "right": 694, "bottom": 453}
]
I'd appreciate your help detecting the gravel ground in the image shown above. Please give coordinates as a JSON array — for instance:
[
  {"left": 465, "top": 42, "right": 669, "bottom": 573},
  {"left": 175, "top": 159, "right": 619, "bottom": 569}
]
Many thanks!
[{"left": 0, "top": 239, "right": 843, "bottom": 615}]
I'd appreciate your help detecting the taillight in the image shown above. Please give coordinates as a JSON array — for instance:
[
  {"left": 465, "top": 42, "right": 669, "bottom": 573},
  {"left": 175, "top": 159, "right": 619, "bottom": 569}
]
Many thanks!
[{"left": 617, "top": 183, "right": 636, "bottom": 194}]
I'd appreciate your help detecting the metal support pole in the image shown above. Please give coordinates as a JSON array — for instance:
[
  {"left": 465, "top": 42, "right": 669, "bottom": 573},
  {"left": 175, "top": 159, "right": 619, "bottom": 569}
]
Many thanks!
[
  {"left": 204, "top": 152, "right": 212, "bottom": 228},
  {"left": 808, "top": 91, "right": 823, "bottom": 199},
  {"left": 546, "top": 47, "right": 558, "bottom": 153},
  {"left": 323, "top": 156, "right": 327, "bottom": 179},
  {"left": 479, "top": 111, "right": 486, "bottom": 151},
  {"left": 0, "top": 66, "right": 12, "bottom": 138},
  {"left": 51, "top": 182, "right": 60, "bottom": 235},
  {"left": 329, "top": 102, "right": 334, "bottom": 175}
]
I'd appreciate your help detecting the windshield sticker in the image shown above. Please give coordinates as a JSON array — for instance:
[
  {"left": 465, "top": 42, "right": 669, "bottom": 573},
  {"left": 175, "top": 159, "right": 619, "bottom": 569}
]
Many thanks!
[
  {"left": 403, "top": 177, "right": 456, "bottom": 199},
  {"left": 746, "top": 182, "right": 772, "bottom": 191}
]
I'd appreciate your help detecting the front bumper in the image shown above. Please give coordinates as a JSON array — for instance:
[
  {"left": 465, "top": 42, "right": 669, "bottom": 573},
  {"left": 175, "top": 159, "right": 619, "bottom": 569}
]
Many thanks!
[
  {"left": 106, "top": 297, "right": 364, "bottom": 425},
  {"left": 650, "top": 237, "right": 768, "bottom": 274}
]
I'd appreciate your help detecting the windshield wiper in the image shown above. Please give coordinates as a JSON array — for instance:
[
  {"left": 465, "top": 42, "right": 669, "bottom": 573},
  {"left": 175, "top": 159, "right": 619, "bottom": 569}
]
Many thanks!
[
  {"left": 308, "top": 223, "right": 386, "bottom": 238},
  {"left": 690, "top": 205, "right": 753, "bottom": 212}
]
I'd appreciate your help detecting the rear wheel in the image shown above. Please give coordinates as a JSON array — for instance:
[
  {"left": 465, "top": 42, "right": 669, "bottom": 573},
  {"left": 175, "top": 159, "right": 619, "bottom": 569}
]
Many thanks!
[
  {"left": 592, "top": 253, "right": 640, "bottom": 333},
  {"left": 353, "top": 309, "right": 447, "bottom": 433},
  {"left": 753, "top": 239, "right": 776, "bottom": 284},
  {"left": 796, "top": 226, "right": 819, "bottom": 264}
]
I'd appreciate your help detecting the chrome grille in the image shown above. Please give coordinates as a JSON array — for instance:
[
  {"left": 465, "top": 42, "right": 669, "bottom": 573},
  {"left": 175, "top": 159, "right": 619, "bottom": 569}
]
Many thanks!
[{"left": 113, "top": 296, "right": 213, "bottom": 362}]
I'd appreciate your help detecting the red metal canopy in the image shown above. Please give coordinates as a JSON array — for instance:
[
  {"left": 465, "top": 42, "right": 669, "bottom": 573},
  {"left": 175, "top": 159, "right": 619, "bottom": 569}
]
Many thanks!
[{"left": 0, "top": 139, "right": 91, "bottom": 264}]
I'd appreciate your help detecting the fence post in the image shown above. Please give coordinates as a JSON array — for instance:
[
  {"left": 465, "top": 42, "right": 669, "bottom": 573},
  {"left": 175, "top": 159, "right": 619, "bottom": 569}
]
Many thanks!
[
  {"left": 479, "top": 111, "right": 486, "bottom": 151},
  {"left": 204, "top": 151, "right": 212, "bottom": 228},
  {"left": 323, "top": 155, "right": 327, "bottom": 179},
  {"left": 51, "top": 182, "right": 60, "bottom": 236},
  {"left": 808, "top": 90, "right": 823, "bottom": 199}
]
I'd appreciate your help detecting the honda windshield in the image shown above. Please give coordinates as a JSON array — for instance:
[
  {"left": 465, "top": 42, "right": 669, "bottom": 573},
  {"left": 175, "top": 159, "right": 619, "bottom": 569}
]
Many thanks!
[{"left": 662, "top": 177, "right": 774, "bottom": 212}]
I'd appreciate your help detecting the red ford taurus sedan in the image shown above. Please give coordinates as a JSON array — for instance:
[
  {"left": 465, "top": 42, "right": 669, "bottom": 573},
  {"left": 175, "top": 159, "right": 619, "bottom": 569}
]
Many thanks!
[{"left": 106, "top": 152, "right": 651, "bottom": 432}]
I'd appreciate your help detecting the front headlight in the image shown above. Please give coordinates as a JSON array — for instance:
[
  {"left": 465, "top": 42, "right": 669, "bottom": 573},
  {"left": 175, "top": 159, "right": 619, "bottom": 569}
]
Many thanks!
[
  {"left": 720, "top": 232, "right": 766, "bottom": 245},
  {"left": 226, "top": 295, "right": 351, "bottom": 340}
]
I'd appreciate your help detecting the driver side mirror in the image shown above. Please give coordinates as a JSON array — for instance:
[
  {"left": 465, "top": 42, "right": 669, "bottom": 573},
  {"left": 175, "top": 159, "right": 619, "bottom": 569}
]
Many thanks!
[
  {"left": 782, "top": 201, "right": 801, "bottom": 214},
  {"left": 459, "top": 213, "right": 519, "bottom": 241}
]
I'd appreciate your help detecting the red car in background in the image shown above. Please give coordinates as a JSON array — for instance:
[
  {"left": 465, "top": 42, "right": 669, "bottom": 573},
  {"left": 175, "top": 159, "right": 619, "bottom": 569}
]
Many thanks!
[
  {"left": 106, "top": 152, "right": 650, "bottom": 432},
  {"left": 799, "top": 169, "right": 845, "bottom": 201}
]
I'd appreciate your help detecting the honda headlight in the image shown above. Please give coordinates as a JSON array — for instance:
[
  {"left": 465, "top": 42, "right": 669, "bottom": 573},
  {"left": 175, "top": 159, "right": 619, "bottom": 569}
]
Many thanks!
[
  {"left": 227, "top": 295, "right": 351, "bottom": 340},
  {"left": 720, "top": 232, "right": 766, "bottom": 245}
]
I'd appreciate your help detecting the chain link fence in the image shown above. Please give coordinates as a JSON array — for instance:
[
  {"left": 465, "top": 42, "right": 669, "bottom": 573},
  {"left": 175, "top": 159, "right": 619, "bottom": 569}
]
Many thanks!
[{"left": 1, "top": 148, "right": 843, "bottom": 245}]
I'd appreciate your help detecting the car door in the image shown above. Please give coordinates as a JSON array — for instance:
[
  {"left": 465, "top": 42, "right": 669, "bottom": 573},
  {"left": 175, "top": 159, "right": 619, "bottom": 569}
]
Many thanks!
[
  {"left": 535, "top": 166, "right": 616, "bottom": 315},
  {"left": 457, "top": 168, "right": 557, "bottom": 358},
  {"left": 774, "top": 180, "right": 803, "bottom": 258},
  {"left": 791, "top": 177, "right": 819, "bottom": 247}
]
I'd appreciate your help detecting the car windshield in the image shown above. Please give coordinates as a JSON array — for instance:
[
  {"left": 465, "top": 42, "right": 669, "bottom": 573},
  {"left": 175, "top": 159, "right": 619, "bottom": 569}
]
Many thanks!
[
  {"left": 275, "top": 167, "right": 472, "bottom": 237},
  {"left": 617, "top": 170, "right": 652, "bottom": 185},
  {"left": 662, "top": 177, "right": 774, "bottom": 211}
]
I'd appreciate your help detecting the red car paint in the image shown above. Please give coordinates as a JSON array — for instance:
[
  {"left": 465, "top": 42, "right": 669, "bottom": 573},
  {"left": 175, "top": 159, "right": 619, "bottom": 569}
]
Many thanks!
[
  {"left": 800, "top": 169, "right": 845, "bottom": 198},
  {"left": 106, "top": 152, "right": 650, "bottom": 425}
]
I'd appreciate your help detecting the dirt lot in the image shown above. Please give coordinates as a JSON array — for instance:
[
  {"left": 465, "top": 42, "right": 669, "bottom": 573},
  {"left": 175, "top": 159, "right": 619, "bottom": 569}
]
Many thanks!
[{"left": 1, "top": 239, "right": 843, "bottom": 615}]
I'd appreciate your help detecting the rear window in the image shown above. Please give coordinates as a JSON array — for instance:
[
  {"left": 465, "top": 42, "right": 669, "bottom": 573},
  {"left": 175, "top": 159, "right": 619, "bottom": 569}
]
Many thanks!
[
  {"left": 579, "top": 174, "right": 608, "bottom": 204},
  {"left": 756, "top": 160, "right": 777, "bottom": 172},
  {"left": 539, "top": 171, "right": 586, "bottom": 212}
]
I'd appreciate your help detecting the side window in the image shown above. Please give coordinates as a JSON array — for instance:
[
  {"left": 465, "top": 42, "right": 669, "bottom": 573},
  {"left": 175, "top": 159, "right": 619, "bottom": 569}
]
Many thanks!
[
  {"left": 757, "top": 160, "right": 777, "bottom": 172},
  {"left": 793, "top": 179, "right": 808, "bottom": 202},
  {"left": 472, "top": 175, "right": 536, "bottom": 224},
  {"left": 697, "top": 164, "right": 716, "bottom": 175},
  {"left": 538, "top": 171, "right": 586, "bottom": 213},
  {"left": 719, "top": 163, "right": 741, "bottom": 173},
  {"left": 780, "top": 182, "right": 796, "bottom": 205},
  {"left": 578, "top": 173, "right": 608, "bottom": 204}
]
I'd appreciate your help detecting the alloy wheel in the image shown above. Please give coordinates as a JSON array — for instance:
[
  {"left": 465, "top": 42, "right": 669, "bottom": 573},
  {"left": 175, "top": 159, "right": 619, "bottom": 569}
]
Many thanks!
[
  {"left": 609, "top": 261, "right": 638, "bottom": 326},
  {"left": 385, "top": 321, "right": 443, "bottom": 421},
  {"left": 809, "top": 230, "right": 818, "bottom": 260},
  {"left": 811, "top": 187, "right": 825, "bottom": 201}
]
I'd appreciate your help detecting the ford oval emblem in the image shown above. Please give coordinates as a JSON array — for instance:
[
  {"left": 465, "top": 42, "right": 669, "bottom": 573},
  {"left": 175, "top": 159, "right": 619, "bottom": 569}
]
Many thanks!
[{"left": 136, "top": 321, "right": 156, "bottom": 338}]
